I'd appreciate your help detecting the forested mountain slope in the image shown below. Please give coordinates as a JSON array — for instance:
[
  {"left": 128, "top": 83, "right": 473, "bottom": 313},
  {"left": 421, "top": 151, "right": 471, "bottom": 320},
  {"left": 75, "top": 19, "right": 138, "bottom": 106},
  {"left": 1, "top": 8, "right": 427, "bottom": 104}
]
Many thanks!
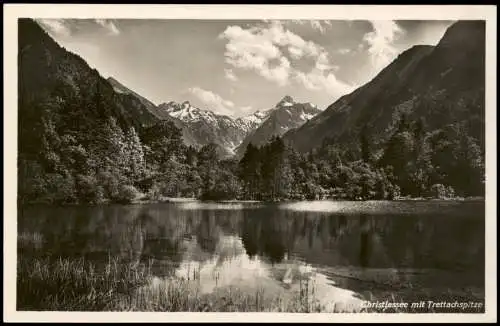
[{"left": 284, "top": 21, "right": 485, "bottom": 156}]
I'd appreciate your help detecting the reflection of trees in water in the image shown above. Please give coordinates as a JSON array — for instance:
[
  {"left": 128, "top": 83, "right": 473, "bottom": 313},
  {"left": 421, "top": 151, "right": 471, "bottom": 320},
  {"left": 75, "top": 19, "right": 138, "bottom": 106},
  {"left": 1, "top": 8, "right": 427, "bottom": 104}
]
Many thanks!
[
  {"left": 240, "top": 210, "right": 349, "bottom": 264},
  {"left": 132, "top": 207, "right": 199, "bottom": 275},
  {"left": 136, "top": 212, "right": 182, "bottom": 270},
  {"left": 263, "top": 218, "right": 287, "bottom": 264},
  {"left": 237, "top": 208, "right": 484, "bottom": 273},
  {"left": 359, "top": 214, "right": 371, "bottom": 268},
  {"left": 196, "top": 210, "right": 221, "bottom": 254},
  {"left": 19, "top": 203, "right": 485, "bottom": 279},
  {"left": 307, "top": 218, "right": 314, "bottom": 249},
  {"left": 339, "top": 213, "right": 486, "bottom": 271},
  {"left": 241, "top": 210, "right": 260, "bottom": 258},
  {"left": 18, "top": 205, "right": 190, "bottom": 274},
  {"left": 217, "top": 210, "right": 243, "bottom": 235},
  {"left": 20, "top": 206, "right": 125, "bottom": 261},
  {"left": 240, "top": 208, "right": 288, "bottom": 264},
  {"left": 189, "top": 209, "right": 244, "bottom": 257}
]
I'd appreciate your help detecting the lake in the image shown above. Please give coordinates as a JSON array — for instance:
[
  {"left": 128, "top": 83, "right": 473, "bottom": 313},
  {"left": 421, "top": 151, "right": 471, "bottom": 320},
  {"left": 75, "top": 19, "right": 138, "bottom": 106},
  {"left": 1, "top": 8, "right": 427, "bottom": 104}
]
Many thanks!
[{"left": 17, "top": 200, "right": 485, "bottom": 312}]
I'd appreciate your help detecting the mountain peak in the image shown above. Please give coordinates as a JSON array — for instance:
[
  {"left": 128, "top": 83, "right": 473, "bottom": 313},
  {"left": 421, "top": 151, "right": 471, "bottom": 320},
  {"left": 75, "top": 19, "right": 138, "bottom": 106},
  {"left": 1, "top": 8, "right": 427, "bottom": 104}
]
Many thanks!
[
  {"left": 277, "top": 95, "right": 295, "bottom": 107},
  {"left": 437, "top": 20, "right": 485, "bottom": 50}
]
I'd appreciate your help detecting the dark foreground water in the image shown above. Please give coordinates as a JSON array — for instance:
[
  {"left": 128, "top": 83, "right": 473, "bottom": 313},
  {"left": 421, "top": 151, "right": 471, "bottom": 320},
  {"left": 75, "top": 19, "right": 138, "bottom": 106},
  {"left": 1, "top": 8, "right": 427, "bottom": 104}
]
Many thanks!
[{"left": 18, "top": 200, "right": 485, "bottom": 312}]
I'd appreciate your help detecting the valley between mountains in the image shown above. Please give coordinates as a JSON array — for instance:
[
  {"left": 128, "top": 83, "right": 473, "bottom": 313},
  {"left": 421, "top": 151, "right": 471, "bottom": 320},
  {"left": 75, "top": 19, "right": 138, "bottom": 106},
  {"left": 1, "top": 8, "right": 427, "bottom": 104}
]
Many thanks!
[
  {"left": 108, "top": 76, "right": 321, "bottom": 158},
  {"left": 18, "top": 19, "right": 485, "bottom": 204}
]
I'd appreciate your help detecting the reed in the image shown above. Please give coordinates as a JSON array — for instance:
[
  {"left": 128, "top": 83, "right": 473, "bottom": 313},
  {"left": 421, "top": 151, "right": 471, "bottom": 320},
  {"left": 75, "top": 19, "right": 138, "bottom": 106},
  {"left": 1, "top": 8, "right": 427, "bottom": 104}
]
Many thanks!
[{"left": 17, "top": 256, "right": 332, "bottom": 312}]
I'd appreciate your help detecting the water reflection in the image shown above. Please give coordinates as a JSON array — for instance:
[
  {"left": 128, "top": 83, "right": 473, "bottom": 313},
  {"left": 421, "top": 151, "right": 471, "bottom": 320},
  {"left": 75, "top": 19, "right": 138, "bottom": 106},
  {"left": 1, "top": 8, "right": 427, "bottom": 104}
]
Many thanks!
[
  {"left": 179, "top": 201, "right": 264, "bottom": 211},
  {"left": 18, "top": 200, "right": 485, "bottom": 306},
  {"left": 171, "top": 234, "right": 365, "bottom": 311},
  {"left": 359, "top": 214, "right": 370, "bottom": 268}
]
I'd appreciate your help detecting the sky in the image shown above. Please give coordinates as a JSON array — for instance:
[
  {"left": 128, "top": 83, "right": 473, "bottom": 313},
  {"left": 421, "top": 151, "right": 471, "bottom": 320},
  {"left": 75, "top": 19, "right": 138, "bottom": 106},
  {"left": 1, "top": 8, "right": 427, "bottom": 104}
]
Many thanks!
[{"left": 36, "top": 19, "right": 454, "bottom": 118}]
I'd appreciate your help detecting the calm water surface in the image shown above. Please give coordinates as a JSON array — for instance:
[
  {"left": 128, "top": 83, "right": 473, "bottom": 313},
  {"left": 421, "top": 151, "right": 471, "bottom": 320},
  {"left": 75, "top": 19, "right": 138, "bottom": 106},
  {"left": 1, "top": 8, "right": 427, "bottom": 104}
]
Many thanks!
[{"left": 18, "top": 200, "right": 485, "bottom": 311}]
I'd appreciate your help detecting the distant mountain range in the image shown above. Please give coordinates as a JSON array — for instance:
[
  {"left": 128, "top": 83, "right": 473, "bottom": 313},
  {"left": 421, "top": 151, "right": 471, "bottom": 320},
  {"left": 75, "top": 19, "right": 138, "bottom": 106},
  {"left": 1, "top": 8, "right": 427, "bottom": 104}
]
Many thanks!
[
  {"left": 157, "top": 100, "right": 261, "bottom": 157},
  {"left": 18, "top": 18, "right": 486, "bottom": 205},
  {"left": 283, "top": 20, "right": 485, "bottom": 155},
  {"left": 158, "top": 100, "right": 272, "bottom": 135},
  {"left": 107, "top": 76, "right": 319, "bottom": 157},
  {"left": 19, "top": 18, "right": 485, "bottom": 164},
  {"left": 18, "top": 18, "right": 322, "bottom": 159},
  {"left": 235, "top": 96, "right": 321, "bottom": 158}
]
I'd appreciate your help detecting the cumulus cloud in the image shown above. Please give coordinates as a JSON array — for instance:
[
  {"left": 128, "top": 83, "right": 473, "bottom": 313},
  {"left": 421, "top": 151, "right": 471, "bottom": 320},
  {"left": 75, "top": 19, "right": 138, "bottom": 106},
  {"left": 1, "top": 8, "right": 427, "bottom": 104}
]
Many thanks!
[
  {"left": 219, "top": 20, "right": 352, "bottom": 96},
  {"left": 270, "top": 25, "right": 321, "bottom": 60},
  {"left": 37, "top": 19, "right": 71, "bottom": 37},
  {"left": 219, "top": 23, "right": 291, "bottom": 86},
  {"left": 337, "top": 48, "right": 352, "bottom": 55},
  {"left": 363, "top": 20, "right": 404, "bottom": 71},
  {"left": 188, "top": 87, "right": 235, "bottom": 116},
  {"left": 95, "top": 19, "right": 120, "bottom": 36},
  {"left": 260, "top": 56, "right": 291, "bottom": 86},
  {"left": 289, "top": 20, "right": 332, "bottom": 34},
  {"left": 295, "top": 69, "right": 354, "bottom": 96},
  {"left": 224, "top": 68, "right": 238, "bottom": 82},
  {"left": 294, "top": 50, "right": 353, "bottom": 96}
]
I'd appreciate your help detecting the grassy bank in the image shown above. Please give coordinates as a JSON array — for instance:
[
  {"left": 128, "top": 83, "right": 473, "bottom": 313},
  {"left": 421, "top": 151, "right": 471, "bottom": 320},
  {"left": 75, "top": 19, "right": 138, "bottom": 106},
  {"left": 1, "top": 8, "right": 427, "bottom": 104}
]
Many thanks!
[
  {"left": 17, "top": 256, "right": 485, "bottom": 313},
  {"left": 17, "top": 256, "right": 335, "bottom": 312}
]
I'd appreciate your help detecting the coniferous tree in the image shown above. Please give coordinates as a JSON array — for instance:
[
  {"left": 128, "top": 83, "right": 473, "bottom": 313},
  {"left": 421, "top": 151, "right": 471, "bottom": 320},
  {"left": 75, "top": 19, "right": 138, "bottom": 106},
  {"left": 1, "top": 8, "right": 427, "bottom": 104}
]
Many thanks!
[
  {"left": 360, "top": 126, "right": 371, "bottom": 164},
  {"left": 124, "top": 126, "right": 145, "bottom": 182},
  {"left": 239, "top": 143, "right": 262, "bottom": 200}
]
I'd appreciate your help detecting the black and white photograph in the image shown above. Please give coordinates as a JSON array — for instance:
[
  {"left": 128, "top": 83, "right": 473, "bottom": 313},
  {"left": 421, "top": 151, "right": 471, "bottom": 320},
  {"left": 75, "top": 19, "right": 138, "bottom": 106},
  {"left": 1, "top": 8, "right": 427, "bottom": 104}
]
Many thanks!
[{"left": 3, "top": 4, "right": 497, "bottom": 323}]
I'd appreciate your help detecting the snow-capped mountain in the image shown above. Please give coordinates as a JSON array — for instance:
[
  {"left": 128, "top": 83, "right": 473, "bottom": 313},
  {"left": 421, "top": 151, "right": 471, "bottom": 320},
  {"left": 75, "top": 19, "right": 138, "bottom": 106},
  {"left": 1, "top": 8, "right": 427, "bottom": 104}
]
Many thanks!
[
  {"left": 158, "top": 101, "right": 271, "bottom": 157},
  {"left": 235, "top": 108, "right": 275, "bottom": 133},
  {"left": 235, "top": 95, "right": 321, "bottom": 157},
  {"left": 106, "top": 77, "right": 201, "bottom": 147},
  {"left": 107, "top": 77, "right": 318, "bottom": 158},
  {"left": 160, "top": 101, "right": 217, "bottom": 122},
  {"left": 160, "top": 101, "right": 274, "bottom": 134}
]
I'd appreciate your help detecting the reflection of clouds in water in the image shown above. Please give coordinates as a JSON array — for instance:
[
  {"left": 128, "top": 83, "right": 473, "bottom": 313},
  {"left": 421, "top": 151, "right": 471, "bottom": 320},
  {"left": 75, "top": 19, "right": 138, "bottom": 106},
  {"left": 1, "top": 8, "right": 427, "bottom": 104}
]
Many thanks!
[
  {"left": 215, "top": 235, "right": 246, "bottom": 265},
  {"left": 280, "top": 201, "right": 379, "bottom": 213},
  {"left": 171, "top": 235, "right": 365, "bottom": 310},
  {"left": 178, "top": 202, "right": 264, "bottom": 211},
  {"left": 298, "top": 264, "right": 313, "bottom": 274},
  {"left": 176, "top": 235, "right": 268, "bottom": 293},
  {"left": 175, "top": 252, "right": 270, "bottom": 294},
  {"left": 280, "top": 200, "right": 470, "bottom": 216},
  {"left": 20, "top": 201, "right": 485, "bottom": 311}
]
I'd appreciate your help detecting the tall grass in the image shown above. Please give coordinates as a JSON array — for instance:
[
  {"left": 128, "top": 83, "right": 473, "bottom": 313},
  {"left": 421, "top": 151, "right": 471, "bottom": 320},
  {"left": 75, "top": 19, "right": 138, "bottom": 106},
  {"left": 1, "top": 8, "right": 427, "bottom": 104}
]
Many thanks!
[
  {"left": 18, "top": 256, "right": 483, "bottom": 313},
  {"left": 17, "top": 256, "right": 153, "bottom": 311},
  {"left": 17, "top": 256, "right": 329, "bottom": 312}
]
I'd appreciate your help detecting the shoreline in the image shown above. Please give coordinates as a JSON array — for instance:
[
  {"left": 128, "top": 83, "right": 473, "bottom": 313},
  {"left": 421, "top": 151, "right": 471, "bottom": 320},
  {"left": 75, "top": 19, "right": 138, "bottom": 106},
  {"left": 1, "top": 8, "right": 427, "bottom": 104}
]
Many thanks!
[
  {"left": 18, "top": 196, "right": 486, "bottom": 208},
  {"left": 17, "top": 256, "right": 485, "bottom": 313}
]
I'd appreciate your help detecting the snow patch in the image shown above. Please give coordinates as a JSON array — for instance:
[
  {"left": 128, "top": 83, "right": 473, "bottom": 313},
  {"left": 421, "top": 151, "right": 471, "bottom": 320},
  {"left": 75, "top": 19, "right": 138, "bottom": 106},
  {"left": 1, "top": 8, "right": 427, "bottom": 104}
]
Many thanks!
[{"left": 300, "top": 112, "right": 315, "bottom": 121}]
